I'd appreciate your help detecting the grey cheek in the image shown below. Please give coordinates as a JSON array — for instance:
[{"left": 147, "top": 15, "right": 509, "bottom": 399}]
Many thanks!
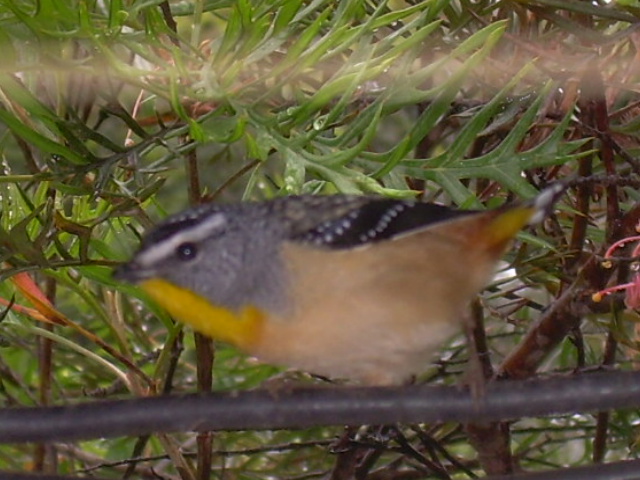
[
  {"left": 220, "top": 249, "right": 235, "bottom": 263},
  {"left": 195, "top": 255, "right": 239, "bottom": 302}
]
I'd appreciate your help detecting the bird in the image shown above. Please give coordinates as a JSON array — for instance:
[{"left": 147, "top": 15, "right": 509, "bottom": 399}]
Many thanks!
[{"left": 114, "top": 184, "right": 564, "bottom": 385}]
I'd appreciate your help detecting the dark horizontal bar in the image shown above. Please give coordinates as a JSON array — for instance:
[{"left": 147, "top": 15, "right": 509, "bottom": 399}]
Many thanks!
[{"left": 1, "top": 370, "right": 639, "bottom": 443}]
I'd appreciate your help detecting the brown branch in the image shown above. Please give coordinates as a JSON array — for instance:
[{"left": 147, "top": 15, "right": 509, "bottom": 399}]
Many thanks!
[
  {"left": 465, "top": 300, "right": 515, "bottom": 475},
  {"left": 497, "top": 281, "right": 582, "bottom": 379},
  {"left": 592, "top": 331, "right": 618, "bottom": 463}
]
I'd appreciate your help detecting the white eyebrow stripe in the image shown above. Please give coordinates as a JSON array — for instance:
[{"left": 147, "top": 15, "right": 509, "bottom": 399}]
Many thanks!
[{"left": 137, "top": 213, "right": 227, "bottom": 266}]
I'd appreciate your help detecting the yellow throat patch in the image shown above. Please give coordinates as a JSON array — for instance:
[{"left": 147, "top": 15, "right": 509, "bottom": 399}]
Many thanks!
[{"left": 139, "top": 278, "right": 264, "bottom": 348}]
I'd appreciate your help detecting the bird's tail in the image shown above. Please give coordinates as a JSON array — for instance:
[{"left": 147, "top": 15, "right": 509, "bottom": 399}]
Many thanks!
[
  {"left": 477, "top": 181, "right": 567, "bottom": 253},
  {"left": 527, "top": 181, "right": 568, "bottom": 225}
]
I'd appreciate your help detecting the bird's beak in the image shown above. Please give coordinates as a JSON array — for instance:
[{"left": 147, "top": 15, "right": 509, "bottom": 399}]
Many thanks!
[{"left": 112, "top": 260, "right": 146, "bottom": 284}]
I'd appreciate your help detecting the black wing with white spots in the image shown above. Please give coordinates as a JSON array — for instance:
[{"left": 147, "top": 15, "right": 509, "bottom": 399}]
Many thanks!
[
  {"left": 140, "top": 195, "right": 477, "bottom": 253},
  {"left": 290, "top": 198, "right": 475, "bottom": 249}
]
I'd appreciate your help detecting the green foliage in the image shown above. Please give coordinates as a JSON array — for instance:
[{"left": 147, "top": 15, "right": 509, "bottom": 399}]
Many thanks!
[{"left": 1, "top": 0, "right": 640, "bottom": 478}]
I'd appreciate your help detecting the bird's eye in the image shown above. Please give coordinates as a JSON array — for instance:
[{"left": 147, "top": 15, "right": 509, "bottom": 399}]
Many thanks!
[{"left": 176, "top": 242, "right": 198, "bottom": 261}]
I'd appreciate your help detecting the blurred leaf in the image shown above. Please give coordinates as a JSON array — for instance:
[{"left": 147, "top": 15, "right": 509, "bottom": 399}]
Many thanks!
[{"left": 8, "top": 270, "right": 67, "bottom": 325}]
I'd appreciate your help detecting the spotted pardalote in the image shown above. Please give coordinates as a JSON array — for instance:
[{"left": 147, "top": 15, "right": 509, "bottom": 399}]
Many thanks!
[{"left": 115, "top": 184, "right": 564, "bottom": 385}]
